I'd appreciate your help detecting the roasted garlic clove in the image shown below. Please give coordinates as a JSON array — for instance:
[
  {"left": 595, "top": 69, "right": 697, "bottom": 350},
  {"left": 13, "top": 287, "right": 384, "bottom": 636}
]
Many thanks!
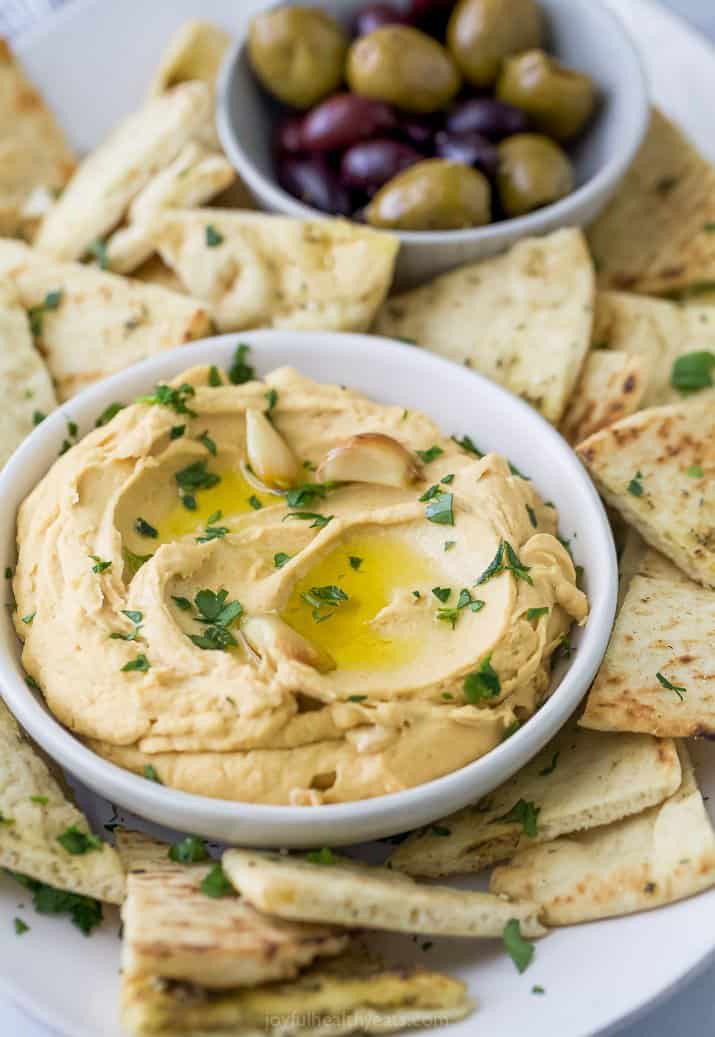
[
  {"left": 316, "top": 433, "right": 420, "bottom": 488},
  {"left": 242, "top": 614, "right": 335, "bottom": 673},
  {"left": 245, "top": 408, "right": 301, "bottom": 490}
]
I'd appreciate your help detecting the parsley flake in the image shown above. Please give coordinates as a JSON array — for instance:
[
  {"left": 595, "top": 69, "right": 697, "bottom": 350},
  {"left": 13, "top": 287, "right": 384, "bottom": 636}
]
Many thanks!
[
  {"left": 464, "top": 654, "right": 500, "bottom": 703},
  {"left": 197, "top": 430, "right": 217, "bottom": 456},
  {"left": 274, "top": 552, "right": 292, "bottom": 569},
  {"left": 417, "top": 445, "right": 444, "bottom": 464},
  {"left": 134, "top": 517, "right": 158, "bottom": 539},
  {"left": 201, "top": 862, "right": 235, "bottom": 898},
  {"left": 28, "top": 289, "right": 63, "bottom": 337},
  {"left": 228, "top": 343, "right": 255, "bottom": 385},
  {"left": 137, "top": 383, "right": 196, "bottom": 416},
  {"left": 57, "top": 826, "right": 103, "bottom": 855},
  {"left": 656, "top": 671, "right": 686, "bottom": 700},
  {"left": 282, "top": 511, "right": 333, "bottom": 529},
  {"left": 89, "top": 555, "right": 112, "bottom": 574},
  {"left": 168, "top": 836, "right": 209, "bottom": 864},
  {"left": 627, "top": 471, "right": 644, "bottom": 497},
  {"left": 526, "top": 606, "right": 549, "bottom": 621},
  {"left": 208, "top": 365, "right": 223, "bottom": 387},
  {"left": 172, "top": 596, "right": 192, "bottom": 611},
  {"left": 143, "top": 765, "right": 162, "bottom": 784},
  {"left": 306, "top": 847, "right": 335, "bottom": 866},
  {"left": 13, "top": 917, "right": 29, "bottom": 935},
  {"left": 175, "top": 459, "right": 221, "bottom": 494},
  {"left": 670, "top": 351, "right": 715, "bottom": 394},
  {"left": 503, "top": 919, "right": 534, "bottom": 973},
  {"left": 301, "top": 584, "right": 349, "bottom": 622},
  {"left": 95, "top": 401, "right": 124, "bottom": 427},
  {"left": 425, "top": 492, "right": 454, "bottom": 526},
  {"left": 349, "top": 555, "right": 363, "bottom": 571},
  {"left": 8, "top": 873, "right": 102, "bottom": 935},
  {"left": 205, "top": 224, "right": 223, "bottom": 247},
  {"left": 539, "top": 751, "right": 559, "bottom": 776},
  {"left": 452, "top": 435, "right": 483, "bottom": 458},
  {"left": 495, "top": 799, "right": 540, "bottom": 837},
  {"left": 121, "top": 654, "right": 150, "bottom": 673},
  {"left": 686, "top": 464, "right": 704, "bottom": 478}
]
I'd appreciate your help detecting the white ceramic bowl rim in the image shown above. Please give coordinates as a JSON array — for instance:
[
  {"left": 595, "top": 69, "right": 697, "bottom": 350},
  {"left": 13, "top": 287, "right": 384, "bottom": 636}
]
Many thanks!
[
  {"left": 215, "top": 0, "right": 649, "bottom": 246},
  {"left": 0, "top": 333, "right": 617, "bottom": 841}
]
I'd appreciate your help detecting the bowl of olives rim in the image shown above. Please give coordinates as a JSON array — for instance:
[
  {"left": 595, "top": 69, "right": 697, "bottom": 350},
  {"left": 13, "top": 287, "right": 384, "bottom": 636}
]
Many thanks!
[{"left": 217, "top": 0, "right": 649, "bottom": 285}]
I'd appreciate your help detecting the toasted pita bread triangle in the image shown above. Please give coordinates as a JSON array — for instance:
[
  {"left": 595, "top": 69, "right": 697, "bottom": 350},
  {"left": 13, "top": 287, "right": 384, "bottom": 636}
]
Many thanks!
[
  {"left": 149, "top": 208, "right": 399, "bottom": 333},
  {"left": 116, "top": 831, "right": 348, "bottom": 989},
  {"left": 577, "top": 395, "right": 715, "bottom": 587},
  {"left": 222, "top": 848, "right": 545, "bottom": 937},
  {"left": 588, "top": 109, "right": 715, "bottom": 297},
  {"left": 121, "top": 943, "right": 473, "bottom": 1037},
  {"left": 581, "top": 562, "right": 715, "bottom": 738},
  {"left": 490, "top": 745, "right": 715, "bottom": 924},
  {"left": 374, "top": 228, "right": 594, "bottom": 424},
  {"left": 560, "top": 349, "right": 647, "bottom": 445},
  {"left": 0, "top": 281, "right": 57, "bottom": 468},
  {"left": 0, "top": 239, "right": 210, "bottom": 400},
  {"left": 34, "top": 82, "right": 211, "bottom": 263},
  {"left": 594, "top": 291, "right": 715, "bottom": 407},
  {"left": 0, "top": 40, "right": 75, "bottom": 239},
  {"left": 387, "top": 721, "right": 681, "bottom": 877},
  {"left": 0, "top": 700, "right": 124, "bottom": 903},
  {"left": 618, "top": 531, "right": 692, "bottom": 608}
]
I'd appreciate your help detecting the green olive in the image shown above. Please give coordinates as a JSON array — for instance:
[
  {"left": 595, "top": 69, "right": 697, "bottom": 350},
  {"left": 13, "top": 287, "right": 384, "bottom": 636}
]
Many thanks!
[
  {"left": 497, "top": 50, "right": 597, "bottom": 140},
  {"left": 365, "top": 159, "right": 491, "bottom": 231},
  {"left": 446, "top": 0, "right": 542, "bottom": 88},
  {"left": 248, "top": 7, "right": 348, "bottom": 109},
  {"left": 346, "top": 26, "right": 460, "bottom": 114},
  {"left": 497, "top": 134, "right": 574, "bottom": 217}
]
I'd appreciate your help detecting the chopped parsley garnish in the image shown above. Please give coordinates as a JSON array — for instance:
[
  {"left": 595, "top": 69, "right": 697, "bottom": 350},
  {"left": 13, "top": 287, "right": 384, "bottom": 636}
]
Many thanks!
[
  {"left": 86, "top": 237, "right": 109, "bottom": 269},
  {"left": 282, "top": 511, "right": 333, "bottom": 529},
  {"left": 181, "top": 494, "right": 197, "bottom": 511},
  {"left": 464, "top": 654, "right": 500, "bottom": 703},
  {"left": 137, "top": 383, "right": 197, "bottom": 416},
  {"left": 285, "top": 483, "right": 334, "bottom": 507},
  {"left": 502, "top": 720, "right": 521, "bottom": 741},
  {"left": 425, "top": 492, "right": 454, "bottom": 526},
  {"left": 539, "top": 751, "right": 559, "bottom": 776},
  {"left": 143, "top": 765, "right": 162, "bottom": 783},
  {"left": 13, "top": 918, "right": 29, "bottom": 935},
  {"left": 21, "top": 612, "right": 35, "bottom": 625},
  {"left": 30, "top": 796, "right": 48, "bottom": 805},
  {"left": 441, "top": 474, "right": 454, "bottom": 485},
  {"left": 656, "top": 671, "right": 686, "bottom": 700},
  {"left": 475, "top": 541, "right": 532, "bottom": 586},
  {"left": 188, "top": 588, "right": 243, "bottom": 651},
  {"left": 121, "top": 654, "right": 150, "bottom": 673},
  {"left": 197, "top": 430, "right": 217, "bottom": 456},
  {"left": 274, "top": 552, "right": 292, "bottom": 569},
  {"left": 554, "top": 633, "right": 572, "bottom": 661},
  {"left": 452, "top": 434, "right": 483, "bottom": 458},
  {"left": 627, "top": 471, "right": 644, "bottom": 497},
  {"left": 264, "top": 388, "right": 278, "bottom": 416},
  {"left": 0, "top": 813, "right": 14, "bottom": 826},
  {"left": 419, "top": 484, "right": 441, "bottom": 502},
  {"left": 412, "top": 590, "right": 422, "bottom": 599},
  {"left": 348, "top": 695, "right": 367, "bottom": 703},
  {"left": 432, "top": 587, "right": 451, "bottom": 603},
  {"left": 33, "top": 410, "right": 46, "bottom": 426},
  {"left": 89, "top": 555, "right": 112, "bottom": 574},
  {"left": 686, "top": 464, "right": 704, "bottom": 478},
  {"left": 95, "top": 401, "right": 124, "bottom": 427},
  {"left": 123, "top": 548, "right": 152, "bottom": 577},
  {"left": 8, "top": 872, "right": 102, "bottom": 935},
  {"left": 28, "top": 289, "right": 63, "bottom": 337},
  {"left": 431, "top": 825, "right": 451, "bottom": 837},
  {"left": 416, "top": 445, "right": 444, "bottom": 464},
  {"left": 349, "top": 556, "right": 363, "bottom": 571},
  {"left": 4, "top": 567, "right": 12, "bottom": 579},
  {"left": 503, "top": 919, "right": 534, "bottom": 973},
  {"left": 201, "top": 862, "right": 235, "bottom": 898},
  {"left": 228, "top": 343, "right": 255, "bottom": 385},
  {"left": 109, "top": 609, "right": 143, "bottom": 642},
  {"left": 435, "top": 591, "right": 484, "bottom": 629},
  {"left": 205, "top": 224, "right": 223, "bottom": 247},
  {"left": 168, "top": 835, "right": 209, "bottom": 864},
  {"left": 670, "top": 351, "right": 715, "bottom": 394},
  {"left": 172, "top": 596, "right": 192, "bottom": 611},
  {"left": 170, "top": 424, "right": 186, "bottom": 440},
  {"left": 301, "top": 584, "right": 349, "bottom": 622},
  {"left": 495, "top": 799, "right": 540, "bottom": 837},
  {"left": 509, "top": 461, "right": 529, "bottom": 480},
  {"left": 25, "top": 675, "right": 40, "bottom": 692},
  {"left": 57, "top": 826, "right": 103, "bottom": 855},
  {"left": 175, "top": 459, "right": 221, "bottom": 494},
  {"left": 306, "top": 847, "right": 335, "bottom": 866},
  {"left": 532, "top": 985, "right": 545, "bottom": 995},
  {"left": 247, "top": 495, "right": 263, "bottom": 511},
  {"left": 196, "top": 516, "right": 229, "bottom": 543},
  {"left": 208, "top": 365, "right": 223, "bottom": 387},
  {"left": 526, "top": 606, "right": 549, "bottom": 621},
  {"left": 134, "top": 517, "right": 158, "bottom": 539},
  {"left": 526, "top": 504, "right": 538, "bottom": 528}
]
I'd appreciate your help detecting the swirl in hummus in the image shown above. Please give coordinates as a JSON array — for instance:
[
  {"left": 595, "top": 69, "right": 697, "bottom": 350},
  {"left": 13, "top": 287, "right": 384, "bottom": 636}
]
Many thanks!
[{"left": 13, "top": 360, "right": 588, "bottom": 804}]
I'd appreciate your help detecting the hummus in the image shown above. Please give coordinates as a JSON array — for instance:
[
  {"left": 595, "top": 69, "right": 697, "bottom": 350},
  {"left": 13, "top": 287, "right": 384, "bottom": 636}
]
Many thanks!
[{"left": 14, "top": 363, "right": 588, "bottom": 804}]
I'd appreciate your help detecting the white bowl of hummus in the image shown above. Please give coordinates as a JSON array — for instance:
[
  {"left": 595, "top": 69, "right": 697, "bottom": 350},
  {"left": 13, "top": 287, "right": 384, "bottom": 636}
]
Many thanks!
[{"left": 0, "top": 332, "right": 617, "bottom": 846}]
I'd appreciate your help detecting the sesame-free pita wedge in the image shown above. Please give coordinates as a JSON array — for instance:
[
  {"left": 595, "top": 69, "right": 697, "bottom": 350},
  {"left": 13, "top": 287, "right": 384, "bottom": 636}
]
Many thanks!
[
  {"left": 374, "top": 228, "right": 594, "bottom": 425},
  {"left": 0, "top": 239, "right": 210, "bottom": 400},
  {"left": 588, "top": 108, "right": 715, "bottom": 297},
  {"left": 577, "top": 395, "right": 715, "bottom": 587},
  {"left": 222, "top": 848, "right": 545, "bottom": 938},
  {"left": 149, "top": 208, "right": 399, "bottom": 333},
  {"left": 0, "top": 281, "right": 57, "bottom": 468},
  {"left": 120, "top": 943, "right": 473, "bottom": 1037},
  {"left": 593, "top": 290, "right": 715, "bottom": 407},
  {"left": 580, "top": 558, "right": 715, "bottom": 739},
  {"left": 116, "top": 831, "right": 349, "bottom": 989},
  {"left": 490, "top": 745, "right": 715, "bottom": 925},
  {"left": 0, "top": 700, "right": 124, "bottom": 905},
  {"left": 387, "top": 721, "right": 681, "bottom": 877},
  {"left": 0, "top": 39, "right": 75, "bottom": 239},
  {"left": 560, "top": 349, "right": 648, "bottom": 445}
]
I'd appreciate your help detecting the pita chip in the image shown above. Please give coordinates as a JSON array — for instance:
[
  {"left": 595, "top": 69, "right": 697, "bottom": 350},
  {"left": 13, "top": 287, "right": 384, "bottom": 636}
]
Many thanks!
[
  {"left": 588, "top": 109, "right": 715, "bottom": 297},
  {"left": 0, "top": 281, "right": 57, "bottom": 468},
  {"left": 490, "top": 745, "right": 715, "bottom": 925},
  {"left": 150, "top": 208, "right": 399, "bottom": 333},
  {"left": 388, "top": 722, "right": 681, "bottom": 877},
  {"left": 577, "top": 395, "right": 715, "bottom": 587},
  {"left": 34, "top": 81, "right": 211, "bottom": 263},
  {"left": 0, "top": 39, "right": 75, "bottom": 240},
  {"left": 374, "top": 228, "right": 594, "bottom": 424},
  {"left": 222, "top": 848, "right": 545, "bottom": 938},
  {"left": 0, "top": 239, "right": 210, "bottom": 400},
  {"left": 131, "top": 255, "right": 186, "bottom": 294},
  {"left": 593, "top": 290, "right": 715, "bottom": 407},
  {"left": 560, "top": 349, "right": 648, "bottom": 445},
  {"left": 117, "top": 832, "right": 349, "bottom": 989},
  {"left": 120, "top": 945, "right": 473, "bottom": 1037},
  {"left": 0, "top": 699, "right": 124, "bottom": 903}
]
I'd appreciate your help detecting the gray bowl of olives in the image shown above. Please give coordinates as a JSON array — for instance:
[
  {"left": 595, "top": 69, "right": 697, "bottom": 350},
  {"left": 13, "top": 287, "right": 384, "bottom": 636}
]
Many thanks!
[{"left": 217, "top": 0, "right": 649, "bottom": 286}]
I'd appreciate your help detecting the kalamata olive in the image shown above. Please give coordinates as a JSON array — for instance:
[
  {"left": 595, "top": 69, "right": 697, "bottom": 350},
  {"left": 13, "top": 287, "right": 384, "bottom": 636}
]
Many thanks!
[
  {"left": 446, "top": 97, "right": 528, "bottom": 140},
  {"left": 354, "top": 3, "right": 411, "bottom": 36},
  {"left": 434, "top": 129, "right": 498, "bottom": 177},
  {"left": 275, "top": 115, "right": 305, "bottom": 153},
  {"left": 409, "top": 0, "right": 456, "bottom": 38},
  {"left": 300, "top": 93, "right": 396, "bottom": 151},
  {"left": 277, "top": 154, "right": 352, "bottom": 216},
  {"left": 397, "top": 112, "right": 441, "bottom": 150},
  {"left": 341, "top": 138, "right": 422, "bottom": 192}
]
